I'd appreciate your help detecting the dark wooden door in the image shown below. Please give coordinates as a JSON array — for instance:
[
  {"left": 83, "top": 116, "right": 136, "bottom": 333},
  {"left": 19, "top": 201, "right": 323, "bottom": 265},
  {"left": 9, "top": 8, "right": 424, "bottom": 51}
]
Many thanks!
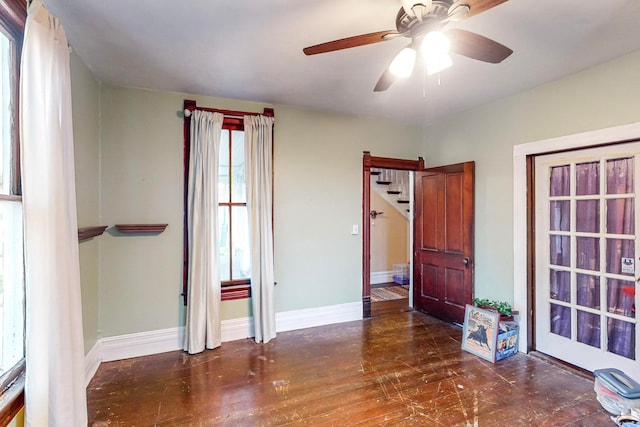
[{"left": 414, "top": 161, "right": 474, "bottom": 324}]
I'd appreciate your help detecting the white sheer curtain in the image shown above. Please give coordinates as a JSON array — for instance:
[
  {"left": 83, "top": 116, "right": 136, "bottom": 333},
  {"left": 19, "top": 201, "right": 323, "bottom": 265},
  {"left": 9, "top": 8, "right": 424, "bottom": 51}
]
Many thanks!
[
  {"left": 184, "top": 110, "right": 224, "bottom": 354},
  {"left": 244, "top": 115, "right": 276, "bottom": 343},
  {"left": 20, "top": 0, "right": 87, "bottom": 425}
]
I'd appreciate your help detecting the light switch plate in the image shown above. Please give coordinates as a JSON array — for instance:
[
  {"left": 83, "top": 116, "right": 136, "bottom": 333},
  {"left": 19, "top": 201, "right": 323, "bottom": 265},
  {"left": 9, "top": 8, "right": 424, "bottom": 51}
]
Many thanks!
[{"left": 352, "top": 224, "right": 359, "bottom": 235}]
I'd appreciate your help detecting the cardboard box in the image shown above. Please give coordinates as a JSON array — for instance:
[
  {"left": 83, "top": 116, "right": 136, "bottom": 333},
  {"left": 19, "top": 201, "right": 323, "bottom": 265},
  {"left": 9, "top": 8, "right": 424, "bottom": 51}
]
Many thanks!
[
  {"left": 462, "top": 305, "right": 520, "bottom": 363},
  {"left": 495, "top": 321, "right": 519, "bottom": 361}
]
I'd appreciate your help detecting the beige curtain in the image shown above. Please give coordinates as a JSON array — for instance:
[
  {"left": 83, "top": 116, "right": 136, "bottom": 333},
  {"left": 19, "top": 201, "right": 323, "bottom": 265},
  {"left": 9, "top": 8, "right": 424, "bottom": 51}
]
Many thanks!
[
  {"left": 184, "top": 110, "right": 224, "bottom": 354},
  {"left": 244, "top": 115, "right": 276, "bottom": 343}
]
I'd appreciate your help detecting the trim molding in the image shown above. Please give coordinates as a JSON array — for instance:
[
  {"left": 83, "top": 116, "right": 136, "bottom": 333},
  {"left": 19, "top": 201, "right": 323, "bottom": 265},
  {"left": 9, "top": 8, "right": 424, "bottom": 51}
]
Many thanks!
[
  {"left": 85, "top": 341, "right": 101, "bottom": 387},
  {"left": 513, "top": 121, "right": 640, "bottom": 354},
  {"left": 276, "top": 302, "right": 362, "bottom": 332},
  {"left": 100, "top": 327, "right": 183, "bottom": 363},
  {"left": 370, "top": 270, "right": 393, "bottom": 285},
  {"left": 85, "top": 302, "right": 364, "bottom": 382}
]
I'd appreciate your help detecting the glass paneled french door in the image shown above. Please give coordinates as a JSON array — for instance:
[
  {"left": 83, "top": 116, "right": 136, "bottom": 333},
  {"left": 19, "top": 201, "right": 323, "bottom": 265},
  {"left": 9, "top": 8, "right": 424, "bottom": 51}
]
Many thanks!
[{"left": 535, "top": 143, "right": 639, "bottom": 373}]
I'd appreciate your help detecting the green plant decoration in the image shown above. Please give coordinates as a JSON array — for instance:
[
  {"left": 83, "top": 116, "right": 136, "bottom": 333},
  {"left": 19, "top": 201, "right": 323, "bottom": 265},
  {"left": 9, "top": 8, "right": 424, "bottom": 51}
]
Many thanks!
[{"left": 473, "top": 298, "right": 512, "bottom": 316}]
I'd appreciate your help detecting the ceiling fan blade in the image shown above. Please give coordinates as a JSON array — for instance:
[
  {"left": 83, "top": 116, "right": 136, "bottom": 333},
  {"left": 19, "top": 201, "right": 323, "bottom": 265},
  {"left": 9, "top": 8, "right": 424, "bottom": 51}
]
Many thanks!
[
  {"left": 303, "top": 30, "right": 398, "bottom": 55},
  {"left": 374, "top": 66, "right": 396, "bottom": 92},
  {"left": 451, "top": 0, "right": 508, "bottom": 19},
  {"left": 446, "top": 28, "right": 513, "bottom": 63}
]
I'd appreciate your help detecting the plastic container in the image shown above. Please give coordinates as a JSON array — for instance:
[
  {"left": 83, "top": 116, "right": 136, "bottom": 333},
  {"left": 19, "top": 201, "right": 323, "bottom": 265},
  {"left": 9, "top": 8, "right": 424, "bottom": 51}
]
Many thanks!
[
  {"left": 392, "top": 264, "right": 409, "bottom": 285},
  {"left": 593, "top": 368, "right": 640, "bottom": 415}
]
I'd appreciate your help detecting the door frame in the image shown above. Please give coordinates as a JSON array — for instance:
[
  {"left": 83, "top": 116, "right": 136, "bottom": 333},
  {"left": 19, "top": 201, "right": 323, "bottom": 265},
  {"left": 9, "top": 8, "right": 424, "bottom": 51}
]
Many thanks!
[
  {"left": 362, "top": 151, "right": 424, "bottom": 318},
  {"left": 513, "top": 121, "right": 640, "bottom": 354}
]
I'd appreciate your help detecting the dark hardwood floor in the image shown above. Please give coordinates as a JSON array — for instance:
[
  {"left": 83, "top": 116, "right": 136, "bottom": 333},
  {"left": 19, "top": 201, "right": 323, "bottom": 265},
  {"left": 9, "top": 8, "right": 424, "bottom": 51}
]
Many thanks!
[{"left": 87, "top": 309, "right": 610, "bottom": 426}]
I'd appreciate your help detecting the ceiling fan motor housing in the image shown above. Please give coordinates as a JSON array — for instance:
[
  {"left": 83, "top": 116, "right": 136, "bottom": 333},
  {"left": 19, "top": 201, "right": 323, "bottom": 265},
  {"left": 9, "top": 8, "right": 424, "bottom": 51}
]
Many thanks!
[{"left": 396, "top": 0, "right": 453, "bottom": 39}]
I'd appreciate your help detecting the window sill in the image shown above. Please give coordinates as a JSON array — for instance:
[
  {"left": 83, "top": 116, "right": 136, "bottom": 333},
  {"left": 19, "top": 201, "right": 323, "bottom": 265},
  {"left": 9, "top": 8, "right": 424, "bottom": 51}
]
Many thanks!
[
  {"left": 0, "top": 371, "right": 24, "bottom": 427},
  {"left": 221, "top": 285, "right": 251, "bottom": 301}
]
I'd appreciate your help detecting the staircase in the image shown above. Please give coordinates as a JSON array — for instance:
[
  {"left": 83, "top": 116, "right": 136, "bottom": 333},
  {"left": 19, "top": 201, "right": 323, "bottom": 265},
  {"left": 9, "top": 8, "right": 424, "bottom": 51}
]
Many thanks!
[{"left": 370, "top": 168, "right": 411, "bottom": 220}]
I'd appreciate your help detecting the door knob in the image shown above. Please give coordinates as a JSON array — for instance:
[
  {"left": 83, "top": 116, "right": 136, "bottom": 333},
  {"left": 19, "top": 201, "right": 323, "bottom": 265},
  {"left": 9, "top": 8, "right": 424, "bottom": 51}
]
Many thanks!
[{"left": 463, "top": 257, "right": 470, "bottom": 268}]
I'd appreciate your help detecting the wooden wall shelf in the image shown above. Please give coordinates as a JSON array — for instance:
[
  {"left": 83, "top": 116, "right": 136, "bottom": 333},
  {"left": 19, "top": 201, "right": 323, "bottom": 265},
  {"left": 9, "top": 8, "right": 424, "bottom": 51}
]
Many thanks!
[
  {"left": 78, "top": 226, "right": 108, "bottom": 242},
  {"left": 115, "top": 224, "right": 168, "bottom": 234}
]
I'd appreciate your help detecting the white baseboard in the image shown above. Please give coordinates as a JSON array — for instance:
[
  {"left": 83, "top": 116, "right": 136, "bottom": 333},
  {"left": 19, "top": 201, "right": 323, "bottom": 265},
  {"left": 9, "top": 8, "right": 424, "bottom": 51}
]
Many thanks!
[
  {"left": 88, "top": 301, "right": 363, "bottom": 375},
  {"left": 276, "top": 302, "right": 362, "bottom": 332},
  {"left": 371, "top": 270, "right": 393, "bottom": 285},
  {"left": 221, "top": 317, "right": 254, "bottom": 342},
  {"left": 85, "top": 341, "right": 101, "bottom": 386},
  {"left": 100, "top": 327, "right": 184, "bottom": 362}
]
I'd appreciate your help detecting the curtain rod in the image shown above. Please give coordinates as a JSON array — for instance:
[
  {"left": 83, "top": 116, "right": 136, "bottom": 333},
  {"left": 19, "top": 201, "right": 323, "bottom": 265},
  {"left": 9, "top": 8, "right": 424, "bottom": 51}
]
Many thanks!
[{"left": 183, "top": 99, "right": 274, "bottom": 119}]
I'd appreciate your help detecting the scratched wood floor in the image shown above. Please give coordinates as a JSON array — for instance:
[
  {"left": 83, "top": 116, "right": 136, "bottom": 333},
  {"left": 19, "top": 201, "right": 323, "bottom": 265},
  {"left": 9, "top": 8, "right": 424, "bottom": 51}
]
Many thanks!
[{"left": 87, "top": 303, "right": 611, "bottom": 426}]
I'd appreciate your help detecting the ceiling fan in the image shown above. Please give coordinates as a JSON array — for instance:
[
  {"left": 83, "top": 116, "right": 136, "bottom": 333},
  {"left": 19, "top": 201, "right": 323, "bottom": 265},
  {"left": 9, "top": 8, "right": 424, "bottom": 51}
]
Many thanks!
[{"left": 302, "top": 0, "right": 513, "bottom": 92}]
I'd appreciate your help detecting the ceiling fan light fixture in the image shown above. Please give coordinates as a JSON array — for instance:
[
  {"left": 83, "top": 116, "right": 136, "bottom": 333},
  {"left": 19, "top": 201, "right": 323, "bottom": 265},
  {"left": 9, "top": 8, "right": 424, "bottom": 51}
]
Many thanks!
[
  {"left": 421, "top": 31, "right": 450, "bottom": 56},
  {"left": 425, "top": 52, "right": 452, "bottom": 75},
  {"left": 389, "top": 47, "right": 416, "bottom": 78},
  {"left": 421, "top": 31, "right": 452, "bottom": 75}
]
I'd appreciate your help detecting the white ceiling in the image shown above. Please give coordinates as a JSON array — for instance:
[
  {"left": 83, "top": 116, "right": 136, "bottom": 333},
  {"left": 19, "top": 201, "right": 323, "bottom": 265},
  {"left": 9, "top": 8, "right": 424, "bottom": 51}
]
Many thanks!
[{"left": 45, "top": 0, "right": 640, "bottom": 126}]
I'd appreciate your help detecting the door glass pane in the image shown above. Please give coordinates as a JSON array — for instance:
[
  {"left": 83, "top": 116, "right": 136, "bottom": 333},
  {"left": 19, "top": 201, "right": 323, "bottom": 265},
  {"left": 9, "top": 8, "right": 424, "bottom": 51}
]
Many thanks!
[
  {"left": 231, "top": 130, "right": 245, "bottom": 203},
  {"left": 576, "top": 273, "right": 600, "bottom": 309},
  {"left": 218, "top": 129, "right": 230, "bottom": 203},
  {"left": 550, "top": 303, "right": 571, "bottom": 338},
  {"left": 231, "top": 205, "right": 250, "bottom": 280},
  {"left": 576, "top": 200, "right": 599, "bottom": 233},
  {"left": 607, "top": 279, "right": 635, "bottom": 319},
  {"left": 577, "top": 310, "right": 600, "bottom": 348},
  {"left": 606, "top": 239, "right": 634, "bottom": 276},
  {"left": 608, "top": 318, "right": 635, "bottom": 360},
  {"left": 550, "top": 269, "right": 570, "bottom": 302},
  {"left": 218, "top": 206, "right": 230, "bottom": 281},
  {"left": 550, "top": 201, "right": 570, "bottom": 231},
  {"left": 606, "top": 158, "right": 633, "bottom": 195},
  {"left": 576, "top": 162, "right": 599, "bottom": 196},
  {"left": 607, "top": 199, "right": 634, "bottom": 235},
  {"left": 576, "top": 237, "right": 599, "bottom": 271},
  {"left": 550, "top": 165, "right": 570, "bottom": 196},
  {"left": 550, "top": 236, "right": 570, "bottom": 266}
]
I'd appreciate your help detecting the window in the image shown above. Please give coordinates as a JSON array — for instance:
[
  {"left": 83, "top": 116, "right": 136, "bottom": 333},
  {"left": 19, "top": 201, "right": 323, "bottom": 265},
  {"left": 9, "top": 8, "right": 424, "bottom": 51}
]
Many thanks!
[
  {"left": 182, "top": 102, "right": 275, "bottom": 302},
  {"left": 218, "top": 121, "right": 250, "bottom": 286},
  {"left": 0, "top": 0, "right": 25, "bottom": 423}
]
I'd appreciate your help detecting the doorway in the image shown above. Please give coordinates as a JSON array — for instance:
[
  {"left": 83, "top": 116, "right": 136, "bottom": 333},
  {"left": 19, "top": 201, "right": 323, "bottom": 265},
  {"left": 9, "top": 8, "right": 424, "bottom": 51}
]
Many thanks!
[
  {"left": 362, "top": 153, "right": 475, "bottom": 324},
  {"left": 369, "top": 167, "right": 412, "bottom": 315},
  {"left": 362, "top": 152, "right": 423, "bottom": 318},
  {"left": 534, "top": 143, "right": 639, "bottom": 372}
]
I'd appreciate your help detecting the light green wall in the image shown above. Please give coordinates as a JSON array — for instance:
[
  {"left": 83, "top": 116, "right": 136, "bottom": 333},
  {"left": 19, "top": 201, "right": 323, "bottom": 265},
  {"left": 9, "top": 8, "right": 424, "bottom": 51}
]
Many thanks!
[
  {"left": 70, "top": 52, "right": 101, "bottom": 353},
  {"left": 273, "top": 107, "right": 421, "bottom": 312},
  {"left": 96, "top": 86, "right": 423, "bottom": 337},
  {"left": 421, "top": 49, "right": 640, "bottom": 304},
  {"left": 72, "top": 46, "right": 640, "bottom": 340}
]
